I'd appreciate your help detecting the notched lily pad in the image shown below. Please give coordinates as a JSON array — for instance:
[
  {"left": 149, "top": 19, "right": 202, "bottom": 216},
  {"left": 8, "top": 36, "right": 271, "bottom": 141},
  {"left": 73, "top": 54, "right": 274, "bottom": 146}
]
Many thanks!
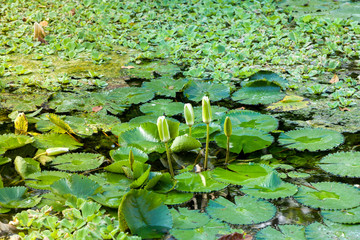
[
  {"left": 51, "top": 153, "right": 104, "bottom": 172},
  {"left": 175, "top": 171, "right": 228, "bottom": 193},
  {"left": 319, "top": 151, "right": 360, "bottom": 178},
  {"left": 142, "top": 77, "right": 187, "bottom": 98},
  {"left": 184, "top": 81, "right": 230, "bottom": 102},
  {"left": 140, "top": 99, "right": 184, "bottom": 116},
  {"left": 25, "top": 171, "right": 70, "bottom": 190},
  {"left": 110, "top": 147, "right": 148, "bottom": 163},
  {"left": 170, "top": 135, "right": 202, "bottom": 153},
  {"left": 321, "top": 205, "right": 360, "bottom": 224},
  {"left": 305, "top": 220, "right": 360, "bottom": 240},
  {"left": 0, "top": 186, "right": 41, "bottom": 208},
  {"left": 256, "top": 224, "right": 306, "bottom": 240}
]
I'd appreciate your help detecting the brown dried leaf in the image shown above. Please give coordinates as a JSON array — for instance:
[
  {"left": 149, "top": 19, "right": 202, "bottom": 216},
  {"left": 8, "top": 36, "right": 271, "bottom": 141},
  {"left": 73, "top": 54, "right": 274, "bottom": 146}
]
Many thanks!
[
  {"left": 339, "top": 107, "right": 350, "bottom": 112},
  {"left": 330, "top": 74, "right": 339, "bottom": 84},
  {"left": 34, "top": 22, "right": 45, "bottom": 40},
  {"left": 218, "top": 232, "right": 244, "bottom": 240},
  {"left": 92, "top": 106, "right": 103, "bottom": 112},
  {"left": 70, "top": 8, "right": 76, "bottom": 16},
  {"left": 121, "top": 66, "right": 135, "bottom": 69}
]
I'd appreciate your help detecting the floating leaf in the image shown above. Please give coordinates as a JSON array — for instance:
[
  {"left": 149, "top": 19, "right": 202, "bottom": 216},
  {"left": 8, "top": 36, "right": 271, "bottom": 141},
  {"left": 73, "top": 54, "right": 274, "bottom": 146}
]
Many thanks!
[
  {"left": 294, "top": 182, "right": 360, "bottom": 210},
  {"left": 119, "top": 189, "right": 172, "bottom": 239},
  {"left": 32, "top": 133, "right": 83, "bottom": 150},
  {"left": 170, "top": 135, "right": 202, "bottom": 153},
  {"left": 266, "top": 95, "right": 310, "bottom": 112},
  {"left": 278, "top": 128, "right": 344, "bottom": 151},
  {"left": 206, "top": 195, "right": 276, "bottom": 225},
  {"left": 170, "top": 219, "right": 236, "bottom": 240},
  {"left": 25, "top": 171, "right": 70, "bottom": 190},
  {"left": 170, "top": 208, "right": 210, "bottom": 229},
  {"left": 118, "top": 123, "right": 165, "bottom": 154},
  {"left": 287, "top": 171, "right": 311, "bottom": 179},
  {"left": 249, "top": 70, "right": 289, "bottom": 89},
  {"left": 140, "top": 99, "right": 184, "bottom": 116},
  {"left": 211, "top": 164, "right": 273, "bottom": 186},
  {"left": 184, "top": 81, "right": 230, "bottom": 102},
  {"left": 305, "top": 220, "right": 360, "bottom": 240},
  {"left": 0, "top": 186, "right": 41, "bottom": 208},
  {"left": 142, "top": 77, "right": 187, "bottom": 98},
  {"left": 0, "top": 134, "right": 33, "bottom": 155},
  {"left": 256, "top": 225, "right": 306, "bottom": 240},
  {"left": 164, "top": 191, "right": 193, "bottom": 205},
  {"left": 220, "top": 110, "right": 278, "bottom": 132},
  {"left": 319, "top": 151, "right": 360, "bottom": 178},
  {"left": 51, "top": 153, "right": 104, "bottom": 172},
  {"left": 0, "top": 92, "right": 51, "bottom": 112},
  {"left": 232, "top": 80, "right": 285, "bottom": 105},
  {"left": 14, "top": 156, "right": 41, "bottom": 179},
  {"left": 47, "top": 113, "right": 76, "bottom": 135},
  {"left": 321, "top": 206, "right": 360, "bottom": 224},
  {"left": 215, "top": 128, "right": 274, "bottom": 154},
  {"left": 175, "top": 171, "right": 228, "bottom": 193},
  {"left": 110, "top": 147, "right": 148, "bottom": 163},
  {"left": 51, "top": 174, "right": 101, "bottom": 199},
  {"left": 111, "top": 87, "right": 154, "bottom": 105}
]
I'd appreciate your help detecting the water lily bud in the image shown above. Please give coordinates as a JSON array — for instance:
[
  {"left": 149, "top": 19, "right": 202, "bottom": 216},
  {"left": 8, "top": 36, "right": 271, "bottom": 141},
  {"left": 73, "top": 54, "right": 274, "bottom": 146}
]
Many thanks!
[
  {"left": 184, "top": 103, "right": 194, "bottom": 127},
  {"left": 224, "top": 116, "right": 232, "bottom": 137},
  {"left": 45, "top": 147, "right": 69, "bottom": 156},
  {"left": 157, "top": 116, "right": 170, "bottom": 143},
  {"left": 202, "top": 96, "right": 212, "bottom": 124},
  {"left": 14, "top": 112, "right": 28, "bottom": 135}
]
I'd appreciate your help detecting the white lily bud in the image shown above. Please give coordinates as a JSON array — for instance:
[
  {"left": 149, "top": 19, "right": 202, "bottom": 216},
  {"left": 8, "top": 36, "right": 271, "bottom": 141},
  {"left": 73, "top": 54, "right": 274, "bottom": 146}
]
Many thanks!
[
  {"left": 202, "top": 96, "right": 212, "bottom": 124},
  {"left": 184, "top": 103, "right": 195, "bottom": 127}
]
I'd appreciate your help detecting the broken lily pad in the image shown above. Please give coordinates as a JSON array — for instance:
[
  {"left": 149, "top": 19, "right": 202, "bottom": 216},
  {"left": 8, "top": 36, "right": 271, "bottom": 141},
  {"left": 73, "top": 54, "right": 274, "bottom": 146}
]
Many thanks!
[
  {"left": 0, "top": 134, "right": 33, "bottom": 155},
  {"left": 25, "top": 171, "right": 70, "bottom": 190}
]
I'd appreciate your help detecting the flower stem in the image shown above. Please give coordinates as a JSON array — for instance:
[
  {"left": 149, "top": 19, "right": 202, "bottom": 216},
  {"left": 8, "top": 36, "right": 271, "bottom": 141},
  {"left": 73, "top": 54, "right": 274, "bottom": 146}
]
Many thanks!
[
  {"left": 189, "top": 126, "right": 192, "bottom": 137},
  {"left": 204, "top": 123, "right": 210, "bottom": 170},
  {"left": 165, "top": 142, "right": 174, "bottom": 177},
  {"left": 225, "top": 136, "right": 230, "bottom": 164}
]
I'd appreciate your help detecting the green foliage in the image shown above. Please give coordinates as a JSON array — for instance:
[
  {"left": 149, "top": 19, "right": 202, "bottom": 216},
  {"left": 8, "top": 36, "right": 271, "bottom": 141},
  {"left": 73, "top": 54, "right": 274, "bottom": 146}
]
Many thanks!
[
  {"left": 170, "top": 135, "right": 202, "bottom": 152},
  {"left": 118, "top": 189, "right": 172, "bottom": 239},
  {"left": 206, "top": 195, "right": 276, "bottom": 225},
  {"left": 256, "top": 225, "right": 306, "bottom": 240},
  {"left": 14, "top": 156, "right": 41, "bottom": 179},
  {"left": 25, "top": 171, "right": 70, "bottom": 190},
  {"left": 140, "top": 99, "right": 184, "bottom": 116},
  {"left": 305, "top": 220, "right": 360, "bottom": 240},
  {"left": 175, "top": 171, "right": 228, "bottom": 193},
  {"left": 278, "top": 128, "right": 344, "bottom": 151},
  {"left": 0, "top": 186, "right": 41, "bottom": 209},
  {"left": 32, "top": 133, "right": 83, "bottom": 150},
  {"left": 142, "top": 77, "right": 187, "bottom": 98},
  {"left": 51, "top": 153, "right": 104, "bottom": 172},
  {"left": 0, "top": 134, "right": 33, "bottom": 155},
  {"left": 294, "top": 182, "right": 360, "bottom": 210},
  {"left": 110, "top": 147, "right": 148, "bottom": 163},
  {"left": 321, "top": 206, "right": 360, "bottom": 224},
  {"left": 184, "top": 81, "right": 230, "bottom": 102},
  {"left": 319, "top": 151, "right": 360, "bottom": 178}
]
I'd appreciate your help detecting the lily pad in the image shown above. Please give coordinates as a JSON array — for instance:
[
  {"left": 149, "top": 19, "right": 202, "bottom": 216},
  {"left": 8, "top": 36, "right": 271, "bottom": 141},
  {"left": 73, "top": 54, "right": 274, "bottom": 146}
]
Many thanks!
[
  {"left": 0, "top": 186, "right": 41, "bottom": 208},
  {"left": 220, "top": 110, "right": 278, "bottom": 132},
  {"left": 50, "top": 174, "right": 101, "bottom": 199},
  {"left": 110, "top": 147, "right": 148, "bottom": 163},
  {"left": 232, "top": 80, "right": 285, "bottom": 105},
  {"left": 256, "top": 225, "right": 306, "bottom": 240},
  {"left": 0, "top": 92, "right": 51, "bottom": 112},
  {"left": 140, "top": 99, "right": 184, "bottom": 116},
  {"left": 170, "top": 135, "right": 202, "bottom": 153},
  {"left": 215, "top": 128, "right": 274, "bottom": 154},
  {"left": 321, "top": 206, "right": 360, "bottom": 224},
  {"left": 0, "top": 134, "right": 34, "bottom": 155},
  {"left": 305, "top": 220, "right": 360, "bottom": 240},
  {"left": 171, "top": 208, "right": 210, "bottom": 229},
  {"left": 164, "top": 191, "right": 193, "bottom": 205},
  {"left": 111, "top": 87, "right": 155, "bottom": 105},
  {"left": 319, "top": 151, "right": 360, "bottom": 178},
  {"left": 278, "top": 128, "right": 344, "bottom": 151},
  {"left": 175, "top": 171, "right": 228, "bottom": 193},
  {"left": 183, "top": 81, "right": 230, "bottom": 102},
  {"left": 267, "top": 95, "right": 310, "bottom": 112},
  {"left": 32, "top": 133, "right": 83, "bottom": 150},
  {"left": 249, "top": 70, "right": 289, "bottom": 89},
  {"left": 294, "top": 182, "right": 360, "bottom": 210},
  {"left": 142, "top": 77, "right": 187, "bottom": 98},
  {"left": 25, "top": 171, "right": 70, "bottom": 190},
  {"left": 206, "top": 195, "right": 276, "bottom": 225},
  {"left": 51, "top": 153, "right": 104, "bottom": 172}
]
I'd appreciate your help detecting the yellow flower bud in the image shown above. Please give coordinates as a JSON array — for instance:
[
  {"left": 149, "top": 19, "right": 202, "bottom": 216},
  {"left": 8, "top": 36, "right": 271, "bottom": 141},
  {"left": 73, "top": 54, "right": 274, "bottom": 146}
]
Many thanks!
[{"left": 224, "top": 116, "right": 232, "bottom": 137}]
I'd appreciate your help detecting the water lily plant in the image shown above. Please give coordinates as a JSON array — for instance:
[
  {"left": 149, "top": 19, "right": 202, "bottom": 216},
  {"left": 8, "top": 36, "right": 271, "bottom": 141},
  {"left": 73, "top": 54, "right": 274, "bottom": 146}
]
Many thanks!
[
  {"left": 202, "top": 96, "right": 212, "bottom": 170},
  {"left": 157, "top": 116, "right": 174, "bottom": 177},
  {"left": 224, "top": 116, "right": 232, "bottom": 164},
  {"left": 184, "top": 103, "right": 194, "bottom": 136}
]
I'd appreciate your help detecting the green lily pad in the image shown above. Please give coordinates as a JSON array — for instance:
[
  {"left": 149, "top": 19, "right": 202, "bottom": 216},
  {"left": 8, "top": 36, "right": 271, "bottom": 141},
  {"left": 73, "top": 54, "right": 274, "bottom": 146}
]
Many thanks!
[
  {"left": 25, "top": 171, "right": 71, "bottom": 190},
  {"left": 32, "top": 133, "right": 83, "bottom": 150},
  {"left": 170, "top": 208, "right": 210, "bottom": 229},
  {"left": 211, "top": 164, "right": 273, "bottom": 186},
  {"left": 206, "top": 195, "right": 276, "bottom": 225},
  {"left": 183, "top": 81, "right": 230, "bottom": 102},
  {"left": 142, "top": 77, "right": 187, "bottom": 98},
  {"left": 287, "top": 171, "right": 311, "bottom": 179},
  {"left": 170, "top": 135, "right": 202, "bottom": 153},
  {"left": 220, "top": 110, "right": 278, "bottom": 132},
  {"left": 0, "top": 92, "right": 51, "bottom": 112},
  {"left": 180, "top": 123, "right": 221, "bottom": 139},
  {"left": 175, "top": 171, "right": 228, "bottom": 193},
  {"left": 140, "top": 99, "right": 184, "bottom": 116},
  {"left": 119, "top": 189, "right": 172, "bottom": 239},
  {"left": 249, "top": 70, "right": 289, "bottom": 88},
  {"left": 0, "top": 157, "right": 11, "bottom": 165},
  {"left": 51, "top": 153, "right": 104, "bottom": 172},
  {"left": 110, "top": 147, "right": 148, "bottom": 163},
  {"left": 321, "top": 206, "right": 360, "bottom": 224},
  {"left": 0, "top": 134, "right": 34, "bottom": 155},
  {"left": 0, "top": 186, "right": 41, "bottom": 208},
  {"left": 278, "top": 128, "right": 344, "bottom": 152},
  {"left": 51, "top": 174, "right": 101, "bottom": 199},
  {"left": 256, "top": 225, "right": 306, "bottom": 240},
  {"left": 111, "top": 87, "right": 155, "bottom": 105},
  {"left": 14, "top": 156, "right": 41, "bottom": 179},
  {"left": 319, "top": 151, "right": 360, "bottom": 178},
  {"left": 215, "top": 128, "right": 274, "bottom": 154},
  {"left": 305, "top": 220, "right": 360, "bottom": 240},
  {"left": 118, "top": 122, "right": 167, "bottom": 154},
  {"left": 232, "top": 80, "right": 285, "bottom": 105},
  {"left": 294, "top": 182, "right": 360, "bottom": 210},
  {"left": 266, "top": 95, "right": 310, "bottom": 112},
  {"left": 164, "top": 191, "right": 193, "bottom": 205}
]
